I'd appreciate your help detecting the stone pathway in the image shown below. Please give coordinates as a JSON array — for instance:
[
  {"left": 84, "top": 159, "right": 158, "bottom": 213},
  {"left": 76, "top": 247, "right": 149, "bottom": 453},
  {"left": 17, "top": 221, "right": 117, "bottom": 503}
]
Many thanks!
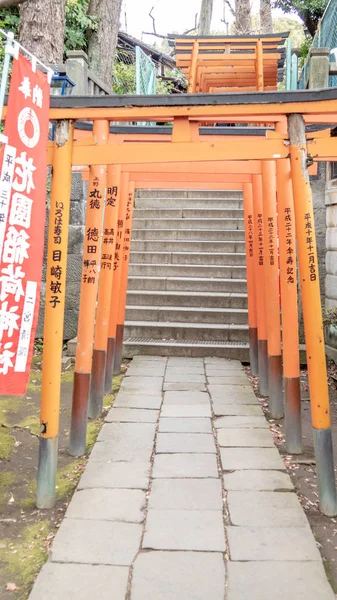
[{"left": 29, "top": 356, "right": 335, "bottom": 600}]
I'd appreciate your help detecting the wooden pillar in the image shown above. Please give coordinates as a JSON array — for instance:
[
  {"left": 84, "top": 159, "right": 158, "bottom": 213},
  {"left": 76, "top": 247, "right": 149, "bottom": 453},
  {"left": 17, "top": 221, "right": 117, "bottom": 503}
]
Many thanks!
[
  {"left": 252, "top": 174, "right": 268, "bottom": 395},
  {"left": 88, "top": 165, "right": 121, "bottom": 418},
  {"left": 188, "top": 40, "right": 199, "bottom": 93},
  {"left": 36, "top": 120, "right": 74, "bottom": 509},
  {"left": 261, "top": 161, "right": 283, "bottom": 418},
  {"left": 69, "top": 120, "right": 109, "bottom": 457},
  {"left": 276, "top": 121, "right": 302, "bottom": 454},
  {"left": 243, "top": 182, "right": 258, "bottom": 376},
  {"left": 288, "top": 113, "right": 337, "bottom": 516},
  {"left": 256, "top": 40, "right": 264, "bottom": 91}
]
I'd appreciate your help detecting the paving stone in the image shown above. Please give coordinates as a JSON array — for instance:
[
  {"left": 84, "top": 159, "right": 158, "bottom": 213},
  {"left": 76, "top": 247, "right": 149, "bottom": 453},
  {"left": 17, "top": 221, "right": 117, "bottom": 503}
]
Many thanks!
[
  {"left": 113, "top": 394, "right": 162, "bottom": 409},
  {"left": 161, "top": 405, "right": 212, "bottom": 417},
  {"left": 166, "top": 366, "right": 205, "bottom": 375},
  {"left": 143, "top": 509, "right": 226, "bottom": 551},
  {"left": 153, "top": 453, "right": 218, "bottom": 478},
  {"left": 227, "top": 491, "right": 308, "bottom": 527},
  {"left": 163, "top": 382, "right": 207, "bottom": 392},
  {"left": 29, "top": 563, "right": 129, "bottom": 600},
  {"left": 220, "top": 448, "right": 285, "bottom": 471},
  {"left": 205, "top": 358, "right": 242, "bottom": 367},
  {"left": 217, "top": 428, "right": 275, "bottom": 448},
  {"left": 165, "top": 372, "right": 206, "bottom": 383},
  {"left": 224, "top": 470, "right": 294, "bottom": 491},
  {"left": 209, "top": 386, "right": 257, "bottom": 403},
  {"left": 126, "top": 368, "right": 166, "bottom": 377},
  {"left": 227, "top": 561, "right": 335, "bottom": 600},
  {"left": 78, "top": 461, "right": 151, "bottom": 490},
  {"left": 66, "top": 489, "right": 146, "bottom": 523},
  {"left": 91, "top": 423, "right": 155, "bottom": 462},
  {"left": 106, "top": 408, "right": 159, "bottom": 423},
  {"left": 163, "top": 391, "right": 210, "bottom": 406},
  {"left": 121, "top": 377, "right": 163, "bottom": 394},
  {"left": 149, "top": 479, "right": 223, "bottom": 510},
  {"left": 157, "top": 433, "right": 216, "bottom": 454},
  {"left": 51, "top": 519, "right": 142, "bottom": 565},
  {"left": 213, "top": 404, "right": 263, "bottom": 417},
  {"left": 131, "top": 551, "right": 225, "bottom": 600},
  {"left": 215, "top": 416, "right": 268, "bottom": 429},
  {"left": 159, "top": 418, "right": 212, "bottom": 433},
  {"left": 227, "top": 526, "right": 321, "bottom": 560},
  {"left": 98, "top": 422, "right": 156, "bottom": 443},
  {"left": 206, "top": 365, "right": 243, "bottom": 373},
  {"left": 168, "top": 358, "right": 204, "bottom": 365},
  {"left": 208, "top": 376, "right": 249, "bottom": 385}
]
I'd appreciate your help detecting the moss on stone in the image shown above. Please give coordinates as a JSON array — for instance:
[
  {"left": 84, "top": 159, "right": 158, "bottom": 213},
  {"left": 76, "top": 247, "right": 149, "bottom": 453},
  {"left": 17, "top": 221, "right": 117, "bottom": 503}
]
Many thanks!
[
  {"left": 18, "top": 416, "right": 40, "bottom": 436},
  {"left": 0, "top": 471, "right": 16, "bottom": 509},
  {"left": 61, "top": 369, "right": 74, "bottom": 383},
  {"left": 0, "top": 427, "right": 15, "bottom": 460},
  {"left": 86, "top": 420, "right": 101, "bottom": 453},
  {"left": 0, "top": 520, "right": 50, "bottom": 599},
  {"left": 55, "top": 460, "right": 82, "bottom": 499},
  {"left": 103, "top": 393, "right": 114, "bottom": 408},
  {"left": 112, "top": 373, "right": 123, "bottom": 395}
]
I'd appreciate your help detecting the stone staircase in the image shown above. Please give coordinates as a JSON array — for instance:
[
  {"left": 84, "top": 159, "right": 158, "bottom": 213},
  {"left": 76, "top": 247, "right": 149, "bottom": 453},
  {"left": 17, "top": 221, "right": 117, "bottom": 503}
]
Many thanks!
[{"left": 123, "top": 189, "right": 250, "bottom": 359}]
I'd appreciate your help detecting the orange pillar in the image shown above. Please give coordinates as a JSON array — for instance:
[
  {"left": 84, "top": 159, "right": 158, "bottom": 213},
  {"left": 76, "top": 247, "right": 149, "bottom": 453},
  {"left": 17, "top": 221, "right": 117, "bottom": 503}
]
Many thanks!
[
  {"left": 256, "top": 39, "right": 264, "bottom": 92},
  {"left": 36, "top": 120, "right": 74, "bottom": 509},
  {"left": 288, "top": 113, "right": 337, "bottom": 516},
  {"left": 69, "top": 120, "right": 109, "bottom": 457},
  {"left": 104, "top": 173, "right": 129, "bottom": 392},
  {"left": 276, "top": 121, "right": 302, "bottom": 454},
  {"left": 252, "top": 174, "right": 268, "bottom": 396},
  {"left": 88, "top": 165, "right": 121, "bottom": 418},
  {"left": 114, "top": 181, "right": 135, "bottom": 374},
  {"left": 188, "top": 40, "right": 199, "bottom": 93},
  {"left": 243, "top": 182, "right": 258, "bottom": 376},
  {"left": 261, "top": 161, "right": 283, "bottom": 418}
]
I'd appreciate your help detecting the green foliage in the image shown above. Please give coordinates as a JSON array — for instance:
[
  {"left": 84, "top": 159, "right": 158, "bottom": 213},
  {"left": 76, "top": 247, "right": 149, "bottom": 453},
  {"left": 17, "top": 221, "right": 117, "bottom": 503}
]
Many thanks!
[
  {"left": 113, "top": 59, "right": 137, "bottom": 94},
  {"left": 298, "top": 34, "right": 313, "bottom": 67},
  {"left": 0, "top": 6, "right": 19, "bottom": 72},
  {"left": 64, "top": 0, "right": 97, "bottom": 54},
  {"left": 273, "top": 16, "right": 306, "bottom": 46},
  {"left": 272, "top": 0, "right": 328, "bottom": 35}
]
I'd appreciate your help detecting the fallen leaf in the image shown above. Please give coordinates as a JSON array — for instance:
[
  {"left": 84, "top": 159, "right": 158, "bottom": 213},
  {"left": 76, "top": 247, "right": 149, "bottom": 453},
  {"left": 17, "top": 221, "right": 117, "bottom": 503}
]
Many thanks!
[{"left": 6, "top": 582, "right": 18, "bottom": 591}]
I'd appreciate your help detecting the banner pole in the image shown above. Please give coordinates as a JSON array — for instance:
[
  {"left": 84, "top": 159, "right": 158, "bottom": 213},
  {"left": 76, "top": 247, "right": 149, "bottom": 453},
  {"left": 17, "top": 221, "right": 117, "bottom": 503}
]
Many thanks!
[
  {"left": 37, "top": 120, "right": 74, "bottom": 509},
  {"left": 0, "top": 31, "right": 14, "bottom": 144}
]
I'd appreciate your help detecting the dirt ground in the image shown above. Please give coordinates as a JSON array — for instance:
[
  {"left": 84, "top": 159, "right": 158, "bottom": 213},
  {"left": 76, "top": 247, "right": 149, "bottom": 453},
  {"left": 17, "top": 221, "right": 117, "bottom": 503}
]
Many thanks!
[
  {"left": 245, "top": 359, "right": 337, "bottom": 594},
  {"left": 0, "top": 351, "right": 126, "bottom": 600}
]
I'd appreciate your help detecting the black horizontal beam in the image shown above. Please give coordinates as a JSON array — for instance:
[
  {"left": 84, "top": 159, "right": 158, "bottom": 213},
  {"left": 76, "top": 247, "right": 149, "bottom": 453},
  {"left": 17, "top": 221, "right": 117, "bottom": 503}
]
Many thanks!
[{"left": 49, "top": 87, "right": 337, "bottom": 109}]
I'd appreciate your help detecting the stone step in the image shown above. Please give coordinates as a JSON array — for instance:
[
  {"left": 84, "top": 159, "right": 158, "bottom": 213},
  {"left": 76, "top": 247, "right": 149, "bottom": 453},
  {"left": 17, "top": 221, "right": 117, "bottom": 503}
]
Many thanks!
[
  {"left": 136, "top": 190, "right": 243, "bottom": 199},
  {"left": 129, "top": 264, "right": 246, "bottom": 279},
  {"left": 134, "top": 208, "right": 244, "bottom": 219},
  {"left": 133, "top": 218, "right": 244, "bottom": 231},
  {"left": 128, "top": 276, "right": 247, "bottom": 293},
  {"left": 125, "top": 305, "right": 248, "bottom": 324},
  {"left": 126, "top": 290, "right": 248, "bottom": 309},
  {"left": 135, "top": 198, "right": 244, "bottom": 209},
  {"left": 123, "top": 339, "right": 250, "bottom": 360},
  {"left": 130, "top": 240, "right": 246, "bottom": 253},
  {"left": 132, "top": 229, "right": 245, "bottom": 241},
  {"left": 130, "top": 251, "right": 246, "bottom": 266},
  {"left": 124, "top": 321, "right": 249, "bottom": 342}
]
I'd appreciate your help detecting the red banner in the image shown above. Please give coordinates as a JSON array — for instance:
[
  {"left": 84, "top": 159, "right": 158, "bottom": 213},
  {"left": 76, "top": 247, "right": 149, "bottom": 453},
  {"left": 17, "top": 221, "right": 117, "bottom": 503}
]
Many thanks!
[{"left": 0, "top": 54, "right": 50, "bottom": 395}]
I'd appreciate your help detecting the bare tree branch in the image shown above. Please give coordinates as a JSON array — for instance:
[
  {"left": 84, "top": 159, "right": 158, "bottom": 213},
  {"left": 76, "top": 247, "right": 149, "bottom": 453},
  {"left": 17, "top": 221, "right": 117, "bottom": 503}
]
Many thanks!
[
  {"left": 183, "top": 13, "right": 198, "bottom": 35},
  {"left": 0, "top": 0, "right": 28, "bottom": 7},
  {"left": 142, "top": 31, "right": 167, "bottom": 39},
  {"left": 149, "top": 6, "right": 157, "bottom": 35},
  {"left": 224, "top": 0, "right": 236, "bottom": 18}
]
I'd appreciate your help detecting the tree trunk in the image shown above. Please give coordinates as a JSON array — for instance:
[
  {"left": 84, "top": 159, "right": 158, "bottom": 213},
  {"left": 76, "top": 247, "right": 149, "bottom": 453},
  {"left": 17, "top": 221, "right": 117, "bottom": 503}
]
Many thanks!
[
  {"left": 19, "top": 0, "right": 65, "bottom": 64},
  {"left": 234, "top": 0, "right": 252, "bottom": 35},
  {"left": 260, "top": 0, "right": 273, "bottom": 34},
  {"left": 199, "top": 0, "right": 213, "bottom": 36},
  {"left": 87, "top": 0, "right": 123, "bottom": 87}
]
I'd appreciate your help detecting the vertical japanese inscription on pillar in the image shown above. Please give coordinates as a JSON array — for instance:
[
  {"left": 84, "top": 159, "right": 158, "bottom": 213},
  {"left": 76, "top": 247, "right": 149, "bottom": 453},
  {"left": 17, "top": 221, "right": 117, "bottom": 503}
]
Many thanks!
[
  {"left": 83, "top": 176, "right": 102, "bottom": 285},
  {"left": 257, "top": 213, "right": 264, "bottom": 266},
  {"left": 284, "top": 207, "right": 295, "bottom": 284},
  {"left": 304, "top": 212, "right": 317, "bottom": 282},
  {"left": 101, "top": 184, "right": 118, "bottom": 272},
  {"left": 267, "top": 216, "right": 275, "bottom": 266},
  {"left": 247, "top": 214, "right": 253, "bottom": 258},
  {"left": 123, "top": 192, "right": 133, "bottom": 263}
]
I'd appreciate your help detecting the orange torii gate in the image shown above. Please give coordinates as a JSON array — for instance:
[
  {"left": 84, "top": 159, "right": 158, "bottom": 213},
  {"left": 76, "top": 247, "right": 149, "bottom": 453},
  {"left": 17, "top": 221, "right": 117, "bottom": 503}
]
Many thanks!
[
  {"left": 5, "top": 88, "right": 337, "bottom": 516},
  {"left": 170, "top": 33, "right": 288, "bottom": 92}
]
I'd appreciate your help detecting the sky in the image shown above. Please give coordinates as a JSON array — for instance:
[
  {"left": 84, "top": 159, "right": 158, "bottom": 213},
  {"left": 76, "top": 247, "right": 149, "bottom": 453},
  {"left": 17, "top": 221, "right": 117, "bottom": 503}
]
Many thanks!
[{"left": 121, "top": 0, "right": 289, "bottom": 42}]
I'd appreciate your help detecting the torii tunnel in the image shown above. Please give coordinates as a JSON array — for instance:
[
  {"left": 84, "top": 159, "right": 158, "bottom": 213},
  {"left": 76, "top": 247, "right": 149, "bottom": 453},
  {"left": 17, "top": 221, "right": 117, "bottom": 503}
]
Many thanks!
[{"left": 5, "top": 33, "right": 337, "bottom": 516}]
